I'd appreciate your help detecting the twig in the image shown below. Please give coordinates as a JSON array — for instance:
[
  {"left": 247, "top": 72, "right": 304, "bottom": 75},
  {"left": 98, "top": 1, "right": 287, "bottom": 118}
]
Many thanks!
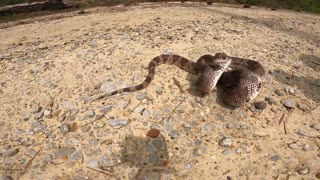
[
  {"left": 171, "top": 97, "right": 186, "bottom": 114},
  {"left": 308, "top": 103, "right": 320, "bottom": 113},
  {"left": 25, "top": 148, "right": 41, "bottom": 170},
  {"left": 80, "top": 114, "right": 105, "bottom": 127},
  {"left": 172, "top": 77, "right": 184, "bottom": 93},
  {"left": 86, "top": 167, "right": 115, "bottom": 176},
  {"left": 279, "top": 112, "right": 286, "bottom": 125},
  {"left": 283, "top": 121, "right": 287, "bottom": 135}
]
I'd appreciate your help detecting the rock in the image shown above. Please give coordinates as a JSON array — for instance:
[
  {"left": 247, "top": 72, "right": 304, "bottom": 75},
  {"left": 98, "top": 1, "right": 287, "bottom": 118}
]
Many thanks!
[
  {"left": 193, "top": 149, "right": 202, "bottom": 156},
  {"left": 147, "top": 129, "right": 160, "bottom": 138},
  {"left": 253, "top": 101, "right": 267, "bottom": 110},
  {"left": 275, "top": 89, "right": 284, "bottom": 96},
  {"left": 60, "top": 123, "right": 70, "bottom": 134},
  {"left": 270, "top": 154, "right": 280, "bottom": 162},
  {"left": 285, "top": 86, "right": 295, "bottom": 95},
  {"left": 69, "top": 150, "right": 83, "bottom": 162},
  {"left": 134, "top": 106, "right": 144, "bottom": 113},
  {"left": 109, "top": 119, "right": 128, "bottom": 127},
  {"left": 265, "top": 97, "right": 275, "bottom": 105},
  {"left": 34, "top": 111, "right": 43, "bottom": 120},
  {"left": 298, "top": 168, "right": 309, "bottom": 175},
  {"left": 136, "top": 92, "right": 146, "bottom": 100},
  {"left": 22, "top": 114, "right": 31, "bottom": 121},
  {"left": 87, "top": 159, "right": 100, "bottom": 168},
  {"left": 61, "top": 101, "right": 78, "bottom": 110},
  {"left": 168, "top": 130, "right": 180, "bottom": 138},
  {"left": 219, "top": 137, "right": 232, "bottom": 147},
  {"left": 281, "top": 99, "right": 296, "bottom": 109},
  {"left": 216, "top": 113, "right": 224, "bottom": 121},
  {"left": 235, "top": 149, "right": 241, "bottom": 154},
  {"left": 85, "top": 110, "right": 95, "bottom": 118},
  {"left": 297, "top": 103, "right": 308, "bottom": 111},
  {"left": 44, "top": 109, "right": 51, "bottom": 118},
  {"left": 222, "top": 149, "right": 231, "bottom": 155},
  {"left": 310, "top": 124, "right": 320, "bottom": 131},
  {"left": 203, "top": 123, "right": 212, "bottom": 131},
  {"left": 100, "top": 155, "right": 113, "bottom": 167},
  {"left": 3, "top": 148, "right": 19, "bottom": 157},
  {"left": 156, "top": 87, "right": 163, "bottom": 94},
  {"left": 185, "top": 163, "right": 193, "bottom": 171},
  {"left": 226, "top": 123, "right": 233, "bottom": 129},
  {"left": 152, "top": 139, "right": 164, "bottom": 150},
  {"left": 288, "top": 143, "right": 298, "bottom": 149},
  {"left": 183, "top": 123, "right": 192, "bottom": 128},
  {"left": 100, "top": 105, "right": 112, "bottom": 113},
  {"left": 100, "top": 82, "right": 116, "bottom": 93},
  {"left": 176, "top": 105, "right": 186, "bottom": 113},
  {"left": 54, "top": 147, "right": 76, "bottom": 159}
]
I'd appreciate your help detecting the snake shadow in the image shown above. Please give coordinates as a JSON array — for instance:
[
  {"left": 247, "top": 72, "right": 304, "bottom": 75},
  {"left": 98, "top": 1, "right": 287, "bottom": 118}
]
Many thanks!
[
  {"left": 120, "top": 133, "right": 173, "bottom": 179},
  {"left": 272, "top": 62, "right": 320, "bottom": 103}
]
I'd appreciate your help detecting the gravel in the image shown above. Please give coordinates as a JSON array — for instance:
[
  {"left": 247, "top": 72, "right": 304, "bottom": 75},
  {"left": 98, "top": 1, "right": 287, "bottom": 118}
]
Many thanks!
[{"left": 281, "top": 99, "right": 296, "bottom": 109}]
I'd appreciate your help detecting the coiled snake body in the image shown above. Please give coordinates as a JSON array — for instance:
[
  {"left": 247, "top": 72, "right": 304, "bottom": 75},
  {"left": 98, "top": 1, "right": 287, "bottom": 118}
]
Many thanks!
[{"left": 96, "top": 53, "right": 265, "bottom": 106}]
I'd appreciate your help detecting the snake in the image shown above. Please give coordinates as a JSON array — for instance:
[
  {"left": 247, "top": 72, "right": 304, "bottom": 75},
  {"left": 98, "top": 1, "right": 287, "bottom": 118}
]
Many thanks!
[{"left": 95, "top": 53, "right": 265, "bottom": 107}]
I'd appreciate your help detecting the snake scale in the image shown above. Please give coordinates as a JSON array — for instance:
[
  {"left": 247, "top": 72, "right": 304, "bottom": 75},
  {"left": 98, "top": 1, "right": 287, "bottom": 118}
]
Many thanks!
[{"left": 96, "top": 53, "right": 265, "bottom": 106}]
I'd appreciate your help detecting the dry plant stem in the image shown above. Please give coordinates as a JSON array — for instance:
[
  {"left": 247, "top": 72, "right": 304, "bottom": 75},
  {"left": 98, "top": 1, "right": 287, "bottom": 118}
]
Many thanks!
[
  {"left": 87, "top": 167, "right": 115, "bottom": 176},
  {"left": 81, "top": 114, "right": 105, "bottom": 127},
  {"left": 172, "top": 77, "right": 185, "bottom": 93}
]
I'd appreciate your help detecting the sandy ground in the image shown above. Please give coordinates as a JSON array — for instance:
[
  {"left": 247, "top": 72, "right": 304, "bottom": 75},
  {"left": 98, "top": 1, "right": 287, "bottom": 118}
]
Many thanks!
[{"left": 0, "top": 2, "right": 320, "bottom": 179}]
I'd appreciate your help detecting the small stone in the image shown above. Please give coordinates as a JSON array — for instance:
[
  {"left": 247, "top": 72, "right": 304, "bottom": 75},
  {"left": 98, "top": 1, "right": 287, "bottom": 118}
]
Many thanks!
[
  {"left": 85, "top": 110, "right": 95, "bottom": 118},
  {"left": 100, "top": 82, "right": 116, "bottom": 93},
  {"left": 176, "top": 105, "right": 186, "bottom": 114},
  {"left": 23, "top": 114, "right": 31, "bottom": 121},
  {"left": 87, "top": 159, "right": 99, "bottom": 168},
  {"left": 303, "top": 144, "right": 311, "bottom": 151},
  {"left": 75, "top": 74, "right": 83, "bottom": 79},
  {"left": 109, "top": 119, "right": 128, "bottom": 127},
  {"left": 226, "top": 123, "right": 233, "bottom": 129},
  {"left": 203, "top": 123, "right": 212, "bottom": 131},
  {"left": 3, "top": 148, "right": 19, "bottom": 157},
  {"left": 152, "top": 139, "right": 163, "bottom": 150},
  {"left": 298, "top": 168, "right": 309, "bottom": 175},
  {"left": 54, "top": 147, "right": 76, "bottom": 159},
  {"left": 219, "top": 137, "right": 232, "bottom": 147},
  {"left": 310, "top": 124, "right": 320, "bottom": 131},
  {"left": 235, "top": 149, "right": 241, "bottom": 154},
  {"left": 193, "top": 149, "right": 202, "bottom": 156},
  {"left": 142, "top": 109, "right": 150, "bottom": 117},
  {"left": 43, "top": 109, "right": 51, "bottom": 118},
  {"left": 288, "top": 143, "right": 298, "bottom": 149},
  {"left": 270, "top": 154, "right": 280, "bottom": 162},
  {"left": 168, "top": 130, "right": 180, "bottom": 139},
  {"left": 281, "top": 99, "right": 296, "bottom": 109},
  {"left": 185, "top": 163, "right": 193, "bottom": 171},
  {"left": 134, "top": 106, "right": 144, "bottom": 113},
  {"left": 61, "top": 100, "right": 77, "bottom": 110},
  {"left": 105, "top": 64, "right": 112, "bottom": 70},
  {"left": 184, "top": 123, "right": 192, "bottom": 128},
  {"left": 100, "top": 105, "right": 112, "bottom": 113},
  {"left": 136, "top": 92, "right": 146, "bottom": 100},
  {"left": 216, "top": 113, "right": 224, "bottom": 121},
  {"left": 147, "top": 129, "right": 160, "bottom": 138},
  {"left": 34, "top": 111, "right": 43, "bottom": 120},
  {"left": 97, "top": 122, "right": 105, "bottom": 128},
  {"left": 69, "top": 150, "right": 83, "bottom": 162},
  {"left": 297, "top": 104, "right": 308, "bottom": 111},
  {"left": 100, "top": 155, "right": 113, "bottom": 167},
  {"left": 60, "top": 123, "right": 70, "bottom": 134},
  {"left": 222, "top": 149, "right": 231, "bottom": 155},
  {"left": 285, "top": 86, "right": 295, "bottom": 95},
  {"left": 265, "top": 97, "right": 275, "bottom": 105},
  {"left": 156, "top": 88, "right": 163, "bottom": 94},
  {"left": 275, "top": 89, "right": 284, "bottom": 96},
  {"left": 253, "top": 101, "right": 267, "bottom": 110}
]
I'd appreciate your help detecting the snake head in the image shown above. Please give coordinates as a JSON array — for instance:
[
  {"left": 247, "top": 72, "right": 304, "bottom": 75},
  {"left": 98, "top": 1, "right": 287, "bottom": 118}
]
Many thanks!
[{"left": 214, "top": 53, "right": 228, "bottom": 59}]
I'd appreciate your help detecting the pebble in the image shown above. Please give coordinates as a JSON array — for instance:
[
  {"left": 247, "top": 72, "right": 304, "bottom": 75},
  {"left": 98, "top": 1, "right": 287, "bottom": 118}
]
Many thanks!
[
  {"left": 34, "top": 111, "right": 43, "bottom": 120},
  {"left": 226, "top": 123, "right": 233, "bottom": 129},
  {"left": 183, "top": 122, "right": 192, "bottom": 128},
  {"left": 100, "top": 105, "right": 112, "bottom": 113},
  {"left": 100, "top": 82, "right": 116, "bottom": 93},
  {"left": 54, "top": 147, "right": 76, "bottom": 159},
  {"left": 219, "top": 137, "right": 232, "bottom": 147},
  {"left": 235, "top": 149, "right": 241, "bottom": 154},
  {"left": 274, "top": 89, "right": 284, "bottom": 96},
  {"left": 85, "top": 110, "right": 95, "bottom": 118},
  {"left": 69, "top": 150, "right": 83, "bottom": 162},
  {"left": 216, "top": 113, "right": 225, "bottom": 121},
  {"left": 297, "top": 103, "right": 307, "bottom": 111},
  {"left": 265, "top": 97, "right": 275, "bottom": 105},
  {"left": 43, "top": 110, "right": 51, "bottom": 118},
  {"left": 152, "top": 139, "right": 164, "bottom": 150},
  {"left": 203, "top": 123, "right": 212, "bottom": 131},
  {"left": 281, "top": 99, "right": 296, "bottom": 109},
  {"left": 253, "top": 101, "right": 267, "bottom": 110},
  {"left": 23, "top": 114, "right": 31, "bottom": 121},
  {"left": 270, "top": 154, "right": 280, "bottom": 162},
  {"left": 176, "top": 105, "right": 186, "bottom": 114},
  {"left": 147, "top": 129, "right": 160, "bottom": 138},
  {"left": 109, "top": 119, "right": 128, "bottom": 127},
  {"left": 156, "top": 87, "right": 163, "bottom": 94},
  {"left": 168, "top": 130, "right": 180, "bottom": 138},
  {"left": 222, "top": 149, "right": 231, "bottom": 155},
  {"left": 185, "top": 163, "right": 193, "bottom": 171},
  {"left": 285, "top": 86, "right": 295, "bottom": 95},
  {"left": 61, "top": 100, "right": 77, "bottom": 110},
  {"left": 298, "top": 168, "right": 309, "bottom": 175},
  {"left": 134, "top": 106, "right": 144, "bottom": 113},
  {"left": 3, "top": 148, "right": 19, "bottom": 157},
  {"left": 136, "top": 92, "right": 146, "bottom": 100},
  {"left": 100, "top": 155, "right": 113, "bottom": 167},
  {"left": 310, "top": 124, "right": 320, "bottom": 131},
  {"left": 87, "top": 159, "right": 100, "bottom": 168},
  {"left": 60, "top": 123, "right": 70, "bottom": 134},
  {"left": 288, "top": 143, "right": 298, "bottom": 149},
  {"left": 193, "top": 149, "right": 202, "bottom": 156}
]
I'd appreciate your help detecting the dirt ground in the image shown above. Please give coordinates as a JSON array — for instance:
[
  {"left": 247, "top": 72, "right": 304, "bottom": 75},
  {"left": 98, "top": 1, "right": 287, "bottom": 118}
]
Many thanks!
[{"left": 0, "top": 2, "right": 319, "bottom": 180}]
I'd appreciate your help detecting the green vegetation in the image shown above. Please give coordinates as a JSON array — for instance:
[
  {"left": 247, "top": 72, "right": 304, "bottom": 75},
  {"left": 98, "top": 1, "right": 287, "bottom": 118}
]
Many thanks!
[{"left": 235, "top": 0, "right": 320, "bottom": 13}]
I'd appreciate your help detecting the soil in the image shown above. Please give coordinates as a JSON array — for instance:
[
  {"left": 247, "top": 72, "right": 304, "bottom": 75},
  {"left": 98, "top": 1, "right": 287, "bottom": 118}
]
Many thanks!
[{"left": 0, "top": 2, "right": 319, "bottom": 179}]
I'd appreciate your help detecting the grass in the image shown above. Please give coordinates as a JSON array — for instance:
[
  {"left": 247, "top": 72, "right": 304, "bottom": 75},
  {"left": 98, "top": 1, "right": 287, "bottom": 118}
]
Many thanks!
[{"left": 235, "top": 0, "right": 320, "bottom": 13}]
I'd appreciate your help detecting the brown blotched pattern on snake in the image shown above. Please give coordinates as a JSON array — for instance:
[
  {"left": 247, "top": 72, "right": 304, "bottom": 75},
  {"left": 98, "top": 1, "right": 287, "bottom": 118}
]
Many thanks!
[{"left": 95, "top": 53, "right": 265, "bottom": 107}]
